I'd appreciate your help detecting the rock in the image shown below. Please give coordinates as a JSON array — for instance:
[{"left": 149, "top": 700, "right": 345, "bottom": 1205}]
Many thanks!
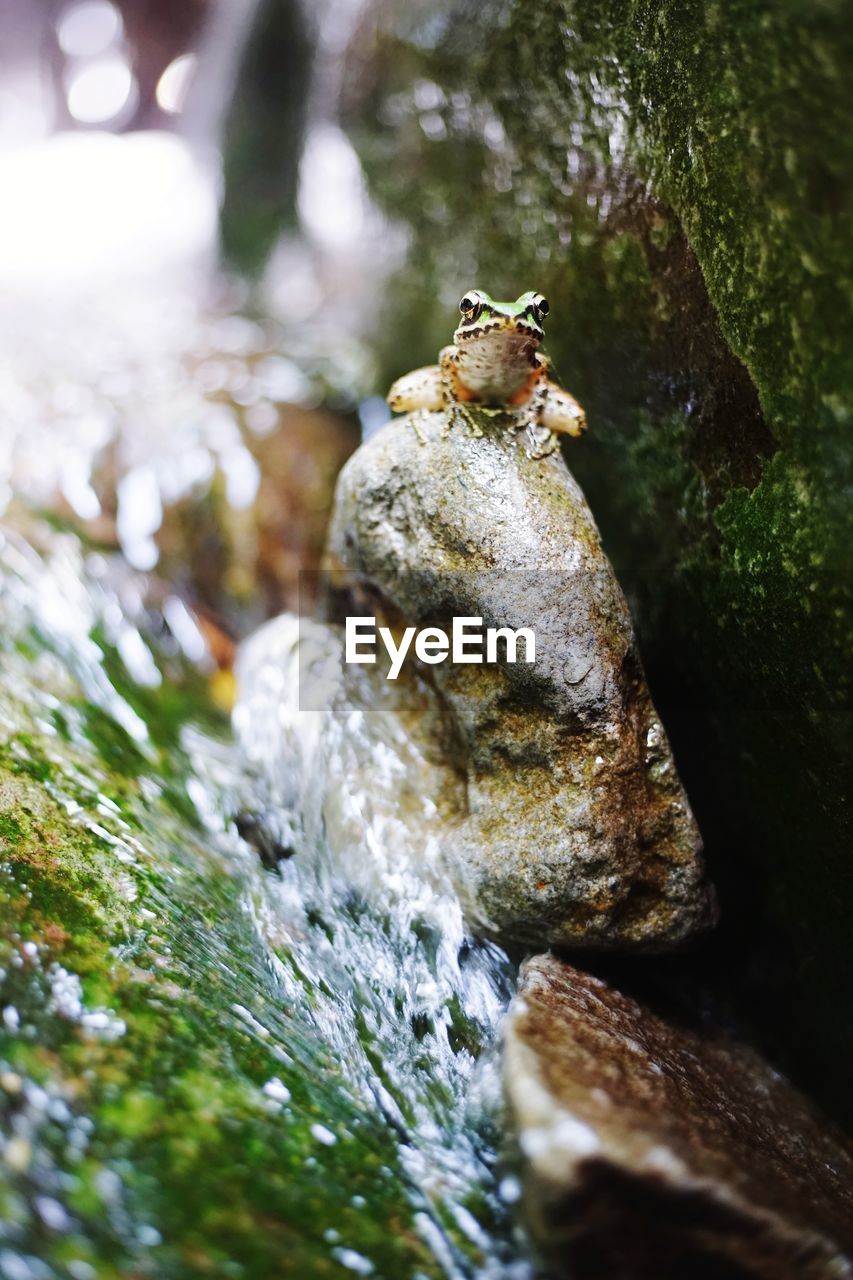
[
  {"left": 317, "top": 409, "right": 715, "bottom": 950},
  {"left": 504, "top": 954, "right": 853, "bottom": 1279}
]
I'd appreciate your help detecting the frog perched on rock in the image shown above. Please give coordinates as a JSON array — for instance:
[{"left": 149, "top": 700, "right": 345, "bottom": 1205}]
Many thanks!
[
  {"left": 238, "top": 324, "right": 716, "bottom": 952},
  {"left": 387, "top": 289, "right": 587, "bottom": 456}
]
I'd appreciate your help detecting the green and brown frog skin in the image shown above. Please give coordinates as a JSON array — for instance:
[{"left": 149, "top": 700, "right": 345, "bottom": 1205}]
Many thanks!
[{"left": 386, "top": 289, "right": 587, "bottom": 456}]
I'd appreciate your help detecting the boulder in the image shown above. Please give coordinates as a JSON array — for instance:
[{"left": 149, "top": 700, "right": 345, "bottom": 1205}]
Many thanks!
[
  {"left": 340, "top": 0, "right": 853, "bottom": 1126},
  {"left": 316, "top": 408, "right": 715, "bottom": 950},
  {"left": 504, "top": 954, "right": 853, "bottom": 1279}
]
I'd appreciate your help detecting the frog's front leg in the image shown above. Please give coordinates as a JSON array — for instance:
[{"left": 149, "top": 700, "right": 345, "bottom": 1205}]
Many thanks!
[
  {"left": 439, "top": 345, "right": 478, "bottom": 437},
  {"left": 540, "top": 379, "right": 587, "bottom": 438},
  {"left": 387, "top": 365, "right": 444, "bottom": 414}
]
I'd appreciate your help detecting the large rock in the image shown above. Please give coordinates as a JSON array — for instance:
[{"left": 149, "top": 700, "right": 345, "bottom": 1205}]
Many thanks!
[
  {"left": 318, "top": 409, "right": 715, "bottom": 950},
  {"left": 504, "top": 954, "right": 853, "bottom": 1279}
]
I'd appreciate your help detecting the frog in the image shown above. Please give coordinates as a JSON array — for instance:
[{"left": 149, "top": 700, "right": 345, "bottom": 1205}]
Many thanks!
[{"left": 386, "top": 289, "right": 587, "bottom": 457}]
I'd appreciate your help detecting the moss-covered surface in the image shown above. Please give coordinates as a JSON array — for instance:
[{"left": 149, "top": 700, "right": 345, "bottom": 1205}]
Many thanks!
[
  {"left": 341, "top": 0, "right": 853, "bottom": 1122},
  {"left": 0, "top": 537, "right": 445, "bottom": 1278}
]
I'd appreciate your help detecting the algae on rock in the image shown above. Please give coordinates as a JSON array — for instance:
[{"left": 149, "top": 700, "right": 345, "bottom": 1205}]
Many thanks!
[{"left": 0, "top": 529, "right": 449, "bottom": 1279}]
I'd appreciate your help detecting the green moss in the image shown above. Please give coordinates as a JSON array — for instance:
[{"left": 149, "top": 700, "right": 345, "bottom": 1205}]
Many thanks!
[
  {"left": 79, "top": 703, "right": 149, "bottom": 779},
  {"left": 0, "top": 548, "right": 444, "bottom": 1278},
  {"left": 346, "top": 0, "right": 853, "bottom": 1122}
]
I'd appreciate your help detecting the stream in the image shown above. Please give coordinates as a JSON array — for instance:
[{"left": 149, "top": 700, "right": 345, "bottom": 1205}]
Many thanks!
[{"left": 0, "top": 511, "right": 530, "bottom": 1277}]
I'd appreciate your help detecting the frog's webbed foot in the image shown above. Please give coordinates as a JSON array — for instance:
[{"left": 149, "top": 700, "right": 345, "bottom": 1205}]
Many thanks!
[
  {"left": 410, "top": 409, "right": 432, "bottom": 445},
  {"left": 387, "top": 365, "right": 444, "bottom": 414},
  {"left": 525, "top": 423, "right": 559, "bottom": 459},
  {"left": 540, "top": 379, "right": 587, "bottom": 438},
  {"left": 453, "top": 402, "right": 485, "bottom": 437}
]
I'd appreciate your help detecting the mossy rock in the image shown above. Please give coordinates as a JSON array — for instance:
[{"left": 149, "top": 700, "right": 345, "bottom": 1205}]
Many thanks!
[
  {"left": 339, "top": 0, "right": 853, "bottom": 1123},
  {"left": 0, "top": 535, "right": 447, "bottom": 1278}
]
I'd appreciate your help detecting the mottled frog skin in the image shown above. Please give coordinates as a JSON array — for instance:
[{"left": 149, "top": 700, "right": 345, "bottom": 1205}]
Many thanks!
[{"left": 387, "top": 289, "right": 587, "bottom": 456}]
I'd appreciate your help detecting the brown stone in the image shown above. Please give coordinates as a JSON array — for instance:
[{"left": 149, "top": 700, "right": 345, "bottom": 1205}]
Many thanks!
[
  {"left": 504, "top": 954, "right": 853, "bottom": 1278},
  {"left": 321, "top": 410, "right": 715, "bottom": 950}
]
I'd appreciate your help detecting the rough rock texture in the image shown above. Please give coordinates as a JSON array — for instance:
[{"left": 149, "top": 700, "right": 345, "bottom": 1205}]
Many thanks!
[
  {"left": 504, "top": 954, "right": 853, "bottom": 1280},
  {"left": 322, "top": 409, "right": 715, "bottom": 950}
]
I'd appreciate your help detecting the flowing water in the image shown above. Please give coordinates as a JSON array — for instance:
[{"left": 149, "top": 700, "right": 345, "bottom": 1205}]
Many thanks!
[
  {"left": 0, "top": 510, "right": 531, "bottom": 1279},
  {"left": 231, "top": 614, "right": 530, "bottom": 1278}
]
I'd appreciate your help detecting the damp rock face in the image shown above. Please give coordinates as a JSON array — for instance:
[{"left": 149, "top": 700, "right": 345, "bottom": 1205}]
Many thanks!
[
  {"left": 321, "top": 409, "right": 715, "bottom": 950},
  {"left": 504, "top": 954, "right": 853, "bottom": 1280},
  {"left": 333, "top": 0, "right": 853, "bottom": 1124}
]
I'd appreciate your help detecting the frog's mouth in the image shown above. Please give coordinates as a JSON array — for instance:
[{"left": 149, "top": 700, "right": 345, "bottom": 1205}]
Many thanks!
[
  {"left": 456, "top": 314, "right": 544, "bottom": 345},
  {"left": 455, "top": 321, "right": 542, "bottom": 403}
]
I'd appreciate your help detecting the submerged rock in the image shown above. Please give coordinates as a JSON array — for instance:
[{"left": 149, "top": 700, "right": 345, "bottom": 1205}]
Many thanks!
[
  {"left": 309, "top": 408, "right": 715, "bottom": 950},
  {"left": 504, "top": 954, "right": 853, "bottom": 1279}
]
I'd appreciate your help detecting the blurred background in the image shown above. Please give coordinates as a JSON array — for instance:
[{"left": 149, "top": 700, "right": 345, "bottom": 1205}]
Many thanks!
[{"left": 0, "top": 0, "right": 404, "bottom": 651}]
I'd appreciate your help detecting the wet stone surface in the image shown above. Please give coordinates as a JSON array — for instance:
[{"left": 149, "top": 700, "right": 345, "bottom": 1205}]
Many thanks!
[
  {"left": 504, "top": 954, "right": 853, "bottom": 1280},
  {"left": 317, "top": 408, "right": 715, "bottom": 950}
]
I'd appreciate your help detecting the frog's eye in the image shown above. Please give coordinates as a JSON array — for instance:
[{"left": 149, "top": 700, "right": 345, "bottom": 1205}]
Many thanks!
[
  {"left": 459, "top": 293, "right": 483, "bottom": 320},
  {"left": 531, "top": 294, "right": 549, "bottom": 319}
]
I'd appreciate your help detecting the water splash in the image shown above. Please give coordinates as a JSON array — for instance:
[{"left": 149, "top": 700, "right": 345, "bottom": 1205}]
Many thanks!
[{"left": 229, "top": 612, "right": 530, "bottom": 1276}]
